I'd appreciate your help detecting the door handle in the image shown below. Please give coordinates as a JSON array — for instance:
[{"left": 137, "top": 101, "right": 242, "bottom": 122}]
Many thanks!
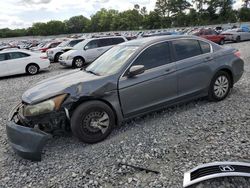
[{"left": 205, "top": 56, "right": 213, "bottom": 61}]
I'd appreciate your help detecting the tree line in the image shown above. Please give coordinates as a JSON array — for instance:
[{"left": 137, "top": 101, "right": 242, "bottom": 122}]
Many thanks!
[{"left": 0, "top": 0, "right": 250, "bottom": 38}]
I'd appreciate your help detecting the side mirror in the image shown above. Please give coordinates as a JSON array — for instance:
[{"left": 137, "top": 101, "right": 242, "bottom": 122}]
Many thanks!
[
  {"left": 84, "top": 46, "right": 89, "bottom": 50},
  {"left": 127, "top": 65, "right": 145, "bottom": 78}
]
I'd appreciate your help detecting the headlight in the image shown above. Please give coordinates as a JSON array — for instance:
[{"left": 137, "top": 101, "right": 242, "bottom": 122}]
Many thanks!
[
  {"left": 67, "top": 56, "right": 74, "bottom": 60},
  {"left": 23, "top": 94, "right": 67, "bottom": 117}
]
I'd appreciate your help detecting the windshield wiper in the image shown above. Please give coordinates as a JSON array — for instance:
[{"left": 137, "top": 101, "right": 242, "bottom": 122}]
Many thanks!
[{"left": 85, "top": 70, "right": 100, "bottom": 76}]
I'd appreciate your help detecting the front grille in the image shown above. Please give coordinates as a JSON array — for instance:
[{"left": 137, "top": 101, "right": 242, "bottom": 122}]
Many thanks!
[
  {"left": 184, "top": 162, "right": 250, "bottom": 188},
  {"left": 191, "top": 165, "right": 250, "bottom": 180}
]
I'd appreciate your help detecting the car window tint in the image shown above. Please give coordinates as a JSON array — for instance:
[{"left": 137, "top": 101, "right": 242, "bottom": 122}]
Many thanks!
[
  {"left": 199, "top": 41, "right": 211, "bottom": 54},
  {"left": 9, "top": 52, "right": 30, "bottom": 60},
  {"left": 69, "top": 40, "right": 83, "bottom": 47},
  {"left": 172, "top": 39, "right": 202, "bottom": 61},
  {"left": 0, "top": 53, "right": 6, "bottom": 61},
  {"left": 112, "top": 38, "right": 125, "bottom": 44},
  {"left": 99, "top": 38, "right": 113, "bottom": 47},
  {"left": 85, "top": 40, "right": 99, "bottom": 50},
  {"left": 50, "top": 43, "right": 59, "bottom": 48},
  {"left": 133, "top": 42, "right": 172, "bottom": 70}
]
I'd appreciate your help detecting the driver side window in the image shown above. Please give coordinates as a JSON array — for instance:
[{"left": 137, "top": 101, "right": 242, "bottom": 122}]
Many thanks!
[
  {"left": 132, "top": 42, "right": 172, "bottom": 70},
  {"left": 84, "top": 40, "right": 99, "bottom": 50}
]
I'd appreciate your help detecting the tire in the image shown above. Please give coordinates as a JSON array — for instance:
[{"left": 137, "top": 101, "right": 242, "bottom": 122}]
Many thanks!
[
  {"left": 54, "top": 53, "right": 62, "bottom": 62},
  {"left": 235, "top": 36, "right": 241, "bottom": 43},
  {"left": 208, "top": 71, "right": 232, "bottom": 101},
  {"left": 73, "top": 57, "right": 84, "bottom": 68},
  {"left": 26, "top": 64, "right": 39, "bottom": 75},
  {"left": 219, "top": 39, "right": 225, "bottom": 45},
  {"left": 71, "top": 101, "right": 115, "bottom": 143}
]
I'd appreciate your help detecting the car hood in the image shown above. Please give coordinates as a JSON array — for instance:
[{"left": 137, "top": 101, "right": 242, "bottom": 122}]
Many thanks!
[{"left": 22, "top": 70, "right": 116, "bottom": 104}]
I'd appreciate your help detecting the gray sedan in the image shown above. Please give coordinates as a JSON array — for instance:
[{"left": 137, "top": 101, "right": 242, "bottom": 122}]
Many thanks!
[{"left": 7, "top": 35, "right": 244, "bottom": 160}]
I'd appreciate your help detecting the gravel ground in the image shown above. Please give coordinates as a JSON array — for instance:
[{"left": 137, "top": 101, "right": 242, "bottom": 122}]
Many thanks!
[{"left": 0, "top": 41, "right": 250, "bottom": 188}]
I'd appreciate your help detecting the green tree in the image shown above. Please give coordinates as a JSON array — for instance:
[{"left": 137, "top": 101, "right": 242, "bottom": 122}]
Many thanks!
[
  {"left": 65, "top": 15, "right": 90, "bottom": 33},
  {"left": 239, "top": 7, "right": 250, "bottom": 21}
]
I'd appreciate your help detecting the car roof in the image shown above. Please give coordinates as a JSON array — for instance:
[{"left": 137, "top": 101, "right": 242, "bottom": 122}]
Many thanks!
[
  {"left": 119, "top": 35, "right": 203, "bottom": 47},
  {"left": 0, "top": 49, "right": 32, "bottom": 54}
]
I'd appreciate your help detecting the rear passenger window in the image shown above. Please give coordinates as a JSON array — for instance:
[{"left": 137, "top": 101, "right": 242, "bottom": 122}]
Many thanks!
[
  {"left": 99, "top": 38, "right": 113, "bottom": 47},
  {"left": 133, "top": 42, "right": 172, "bottom": 70},
  {"left": 9, "top": 52, "right": 30, "bottom": 60},
  {"left": 199, "top": 41, "right": 211, "bottom": 54},
  {"left": 172, "top": 39, "right": 202, "bottom": 61},
  {"left": 0, "top": 53, "right": 6, "bottom": 61},
  {"left": 112, "top": 38, "right": 125, "bottom": 45}
]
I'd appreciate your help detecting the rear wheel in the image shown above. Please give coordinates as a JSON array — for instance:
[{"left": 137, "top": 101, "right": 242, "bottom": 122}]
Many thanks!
[
  {"left": 73, "top": 57, "right": 84, "bottom": 68},
  {"left": 235, "top": 36, "right": 241, "bottom": 43},
  {"left": 26, "top": 64, "right": 39, "bottom": 75},
  {"left": 71, "top": 101, "right": 115, "bottom": 143},
  {"left": 208, "top": 71, "right": 232, "bottom": 101}
]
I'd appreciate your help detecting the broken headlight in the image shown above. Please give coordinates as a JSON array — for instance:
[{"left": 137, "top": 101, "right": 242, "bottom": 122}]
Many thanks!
[{"left": 23, "top": 94, "right": 67, "bottom": 117}]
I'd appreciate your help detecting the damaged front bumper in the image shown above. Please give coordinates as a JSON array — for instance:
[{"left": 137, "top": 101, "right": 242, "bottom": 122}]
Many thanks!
[{"left": 6, "top": 103, "right": 52, "bottom": 161}]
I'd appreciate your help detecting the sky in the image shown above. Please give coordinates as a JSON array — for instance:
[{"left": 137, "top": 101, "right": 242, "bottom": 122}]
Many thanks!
[{"left": 0, "top": 0, "right": 243, "bottom": 29}]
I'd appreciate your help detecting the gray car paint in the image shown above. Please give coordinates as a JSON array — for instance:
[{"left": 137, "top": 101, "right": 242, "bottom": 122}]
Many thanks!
[{"left": 7, "top": 35, "right": 244, "bottom": 160}]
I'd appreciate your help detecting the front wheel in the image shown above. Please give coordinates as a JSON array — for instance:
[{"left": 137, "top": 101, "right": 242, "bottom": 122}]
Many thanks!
[
  {"left": 54, "top": 53, "right": 62, "bottom": 62},
  {"left": 219, "top": 39, "right": 225, "bottom": 45},
  {"left": 71, "top": 101, "right": 115, "bottom": 143},
  {"left": 208, "top": 71, "right": 232, "bottom": 101},
  {"left": 73, "top": 57, "right": 84, "bottom": 68}
]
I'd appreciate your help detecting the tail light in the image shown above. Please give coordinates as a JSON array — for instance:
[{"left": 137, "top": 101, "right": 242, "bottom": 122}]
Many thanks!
[
  {"left": 234, "top": 51, "right": 241, "bottom": 58},
  {"left": 40, "top": 56, "right": 48, "bottom": 59}
]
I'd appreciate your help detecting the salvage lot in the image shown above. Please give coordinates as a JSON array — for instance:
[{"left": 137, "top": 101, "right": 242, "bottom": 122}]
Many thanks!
[{"left": 0, "top": 41, "right": 250, "bottom": 187}]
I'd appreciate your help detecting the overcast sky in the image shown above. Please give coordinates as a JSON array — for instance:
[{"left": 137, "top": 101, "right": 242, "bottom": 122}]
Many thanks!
[{"left": 0, "top": 0, "right": 243, "bottom": 29}]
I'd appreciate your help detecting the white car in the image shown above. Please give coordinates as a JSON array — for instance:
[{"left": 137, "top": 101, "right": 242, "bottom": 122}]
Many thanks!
[
  {"left": 221, "top": 28, "right": 250, "bottom": 42},
  {"left": 46, "top": 38, "right": 85, "bottom": 62},
  {"left": 59, "top": 36, "right": 127, "bottom": 68},
  {"left": 0, "top": 50, "right": 50, "bottom": 77}
]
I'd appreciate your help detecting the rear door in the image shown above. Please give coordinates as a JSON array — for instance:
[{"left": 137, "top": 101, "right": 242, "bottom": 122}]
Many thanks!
[
  {"left": 0, "top": 53, "right": 10, "bottom": 77},
  {"left": 7, "top": 52, "right": 30, "bottom": 75},
  {"left": 119, "top": 41, "right": 178, "bottom": 117},
  {"left": 172, "top": 39, "right": 213, "bottom": 98}
]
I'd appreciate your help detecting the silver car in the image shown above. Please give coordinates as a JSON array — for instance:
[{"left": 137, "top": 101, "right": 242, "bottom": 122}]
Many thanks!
[
  {"left": 222, "top": 28, "right": 250, "bottom": 42},
  {"left": 7, "top": 35, "right": 244, "bottom": 160}
]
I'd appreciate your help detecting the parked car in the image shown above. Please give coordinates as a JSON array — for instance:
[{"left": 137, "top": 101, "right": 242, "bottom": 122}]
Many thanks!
[
  {"left": 192, "top": 28, "right": 225, "bottom": 45},
  {"left": 6, "top": 35, "right": 244, "bottom": 160},
  {"left": 46, "top": 38, "right": 85, "bottom": 62},
  {"left": 221, "top": 28, "right": 250, "bottom": 43},
  {"left": 39, "top": 41, "right": 61, "bottom": 53},
  {"left": 0, "top": 50, "right": 50, "bottom": 77},
  {"left": 59, "top": 36, "right": 127, "bottom": 68}
]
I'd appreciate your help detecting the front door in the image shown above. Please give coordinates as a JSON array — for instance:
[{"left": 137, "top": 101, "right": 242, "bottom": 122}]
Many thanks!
[{"left": 118, "top": 41, "right": 178, "bottom": 117}]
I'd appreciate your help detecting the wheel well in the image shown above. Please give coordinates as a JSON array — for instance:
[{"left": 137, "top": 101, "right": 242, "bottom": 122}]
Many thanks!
[
  {"left": 26, "top": 63, "right": 40, "bottom": 72},
  {"left": 219, "top": 68, "right": 234, "bottom": 87},
  {"left": 69, "top": 98, "right": 118, "bottom": 125},
  {"left": 73, "top": 56, "right": 85, "bottom": 62}
]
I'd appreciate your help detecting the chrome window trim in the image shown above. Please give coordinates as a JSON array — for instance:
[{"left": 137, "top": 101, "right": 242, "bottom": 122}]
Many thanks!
[
  {"left": 120, "top": 38, "right": 213, "bottom": 79},
  {"left": 183, "top": 161, "right": 250, "bottom": 188}
]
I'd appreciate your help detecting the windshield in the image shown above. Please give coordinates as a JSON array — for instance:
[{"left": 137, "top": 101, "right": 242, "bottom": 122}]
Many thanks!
[
  {"left": 85, "top": 45, "right": 138, "bottom": 76},
  {"left": 58, "top": 41, "right": 69, "bottom": 47},
  {"left": 73, "top": 41, "right": 84, "bottom": 50}
]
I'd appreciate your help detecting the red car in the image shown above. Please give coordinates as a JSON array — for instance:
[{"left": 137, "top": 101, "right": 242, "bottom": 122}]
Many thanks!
[
  {"left": 193, "top": 29, "right": 225, "bottom": 45},
  {"left": 40, "top": 41, "right": 61, "bottom": 53}
]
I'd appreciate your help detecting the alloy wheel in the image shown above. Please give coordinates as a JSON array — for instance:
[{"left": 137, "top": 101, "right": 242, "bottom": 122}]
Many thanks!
[{"left": 213, "top": 75, "right": 229, "bottom": 98}]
